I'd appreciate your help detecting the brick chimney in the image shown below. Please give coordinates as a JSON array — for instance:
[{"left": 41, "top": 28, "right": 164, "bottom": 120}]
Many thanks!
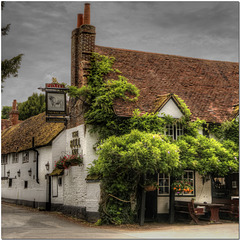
[
  {"left": 9, "top": 99, "right": 19, "bottom": 126},
  {"left": 71, "top": 3, "right": 96, "bottom": 88},
  {"left": 69, "top": 3, "right": 96, "bottom": 128}
]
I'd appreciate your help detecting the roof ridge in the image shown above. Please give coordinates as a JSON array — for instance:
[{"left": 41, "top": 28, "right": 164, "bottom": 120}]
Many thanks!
[{"left": 95, "top": 45, "right": 238, "bottom": 64}]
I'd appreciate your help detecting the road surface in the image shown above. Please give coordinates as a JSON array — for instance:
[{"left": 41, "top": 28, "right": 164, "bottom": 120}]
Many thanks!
[{"left": 2, "top": 202, "right": 239, "bottom": 239}]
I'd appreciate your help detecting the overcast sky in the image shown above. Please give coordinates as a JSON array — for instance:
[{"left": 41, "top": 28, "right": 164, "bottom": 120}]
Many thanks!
[{"left": 1, "top": 1, "right": 239, "bottom": 107}]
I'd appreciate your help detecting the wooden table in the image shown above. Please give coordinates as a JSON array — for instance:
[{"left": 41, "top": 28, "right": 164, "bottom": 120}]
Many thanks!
[{"left": 194, "top": 202, "right": 224, "bottom": 223}]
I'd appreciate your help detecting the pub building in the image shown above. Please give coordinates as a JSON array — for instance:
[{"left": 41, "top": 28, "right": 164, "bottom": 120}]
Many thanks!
[{"left": 2, "top": 3, "right": 239, "bottom": 223}]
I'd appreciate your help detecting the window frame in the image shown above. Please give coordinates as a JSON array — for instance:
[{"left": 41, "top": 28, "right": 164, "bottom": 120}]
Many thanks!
[
  {"left": 165, "top": 122, "right": 184, "bottom": 140},
  {"left": 158, "top": 170, "right": 195, "bottom": 197},
  {"left": 1, "top": 155, "right": 8, "bottom": 165},
  {"left": 12, "top": 153, "right": 19, "bottom": 164},
  {"left": 22, "top": 152, "right": 29, "bottom": 163}
]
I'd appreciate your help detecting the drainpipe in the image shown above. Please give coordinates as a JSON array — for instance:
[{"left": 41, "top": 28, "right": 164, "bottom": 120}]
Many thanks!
[{"left": 32, "top": 137, "right": 39, "bottom": 184}]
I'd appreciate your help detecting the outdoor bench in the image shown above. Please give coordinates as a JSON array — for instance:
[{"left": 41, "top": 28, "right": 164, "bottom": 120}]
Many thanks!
[
  {"left": 217, "top": 199, "right": 239, "bottom": 220},
  {"left": 174, "top": 200, "right": 205, "bottom": 224}
]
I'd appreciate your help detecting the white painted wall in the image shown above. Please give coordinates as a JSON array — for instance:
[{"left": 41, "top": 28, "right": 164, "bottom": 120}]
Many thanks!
[
  {"left": 51, "top": 130, "right": 66, "bottom": 204},
  {"left": 1, "top": 146, "right": 52, "bottom": 204},
  {"left": 63, "top": 124, "right": 100, "bottom": 212},
  {"left": 157, "top": 99, "right": 184, "bottom": 119},
  {"left": 1, "top": 129, "right": 67, "bottom": 206}
]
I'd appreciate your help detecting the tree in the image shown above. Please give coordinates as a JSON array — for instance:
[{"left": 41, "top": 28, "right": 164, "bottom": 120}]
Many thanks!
[
  {"left": 88, "top": 130, "right": 180, "bottom": 224},
  {"left": 1, "top": 93, "right": 46, "bottom": 120},
  {"left": 18, "top": 93, "right": 45, "bottom": 120},
  {"left": 1, "top": 1, "right": 23, "bottom": 89},
  {"left": 1, "top": 106, "right": 12, "bottom": 119}
]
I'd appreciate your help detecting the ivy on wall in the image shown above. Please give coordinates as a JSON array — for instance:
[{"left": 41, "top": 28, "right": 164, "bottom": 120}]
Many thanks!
[{"left": 68, "top": 53, "right": 239, "bottom": 225}]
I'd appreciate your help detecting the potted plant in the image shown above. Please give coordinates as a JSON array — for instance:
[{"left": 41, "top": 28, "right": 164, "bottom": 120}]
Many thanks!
[
  {"left": 54, "top": 154, "right": 83, "bottom": 169},
  {"left": 144, "top": 179, "right": 159, "bottom": 191},
  {"left": 171, "top": 179, "right": 193, "bottom": 195}
]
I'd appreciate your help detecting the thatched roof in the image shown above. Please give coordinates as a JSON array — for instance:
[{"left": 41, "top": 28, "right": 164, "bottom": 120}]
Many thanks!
[{"left": 2, "top": 112, "right": 65, "bottom": 154}]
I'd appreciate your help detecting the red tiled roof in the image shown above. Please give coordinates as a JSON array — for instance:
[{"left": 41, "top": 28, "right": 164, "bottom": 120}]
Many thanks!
[{"left": 95, "top": 46, "right": 239, "bottom": 123}]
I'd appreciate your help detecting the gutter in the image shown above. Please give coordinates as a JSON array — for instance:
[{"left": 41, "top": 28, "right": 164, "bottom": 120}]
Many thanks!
[{"left": 32, "top": 137, "right": 40, "bottom": 184}]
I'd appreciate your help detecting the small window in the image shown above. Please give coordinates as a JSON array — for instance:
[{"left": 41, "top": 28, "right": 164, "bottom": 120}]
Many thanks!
[
  {"left": 8, "top": 179, "right": 12, "bottom": 188},
  {"left": 58, "top": 177, "right": 62, "bottom": 186},
  {"left": 158, "top": 170, "right": 195, "bottom": 196},
  {"left": 166, "top": 122, "right": 184, "bottom": 140},
  {"left": 12, "top": 153, "right": 18, "bottom": 163},
  {"left": 22, "top": 152, "right": 29, "bottom": 163},
  {"left": 182, "top": 170, "right": 194, "bottom": 195},
  {"left": 1, "top": 155, "right": 8, "bottom": 165},
  {"left": 24, "top": 181, "right": 28, "bottom": 189},
  {"left": 33, "top": 152, "right": 37, "bottom": 162},
  {"left": 158, "top": 173, "right": 170, "bottom": 195}
]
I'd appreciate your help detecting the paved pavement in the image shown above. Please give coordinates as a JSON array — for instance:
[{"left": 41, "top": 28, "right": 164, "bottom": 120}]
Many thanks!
[{"left": 1, "top": 202, "right": 239, "bottom": 239}]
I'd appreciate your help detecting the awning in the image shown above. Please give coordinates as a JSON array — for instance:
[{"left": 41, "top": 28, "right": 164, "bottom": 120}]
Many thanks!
[{"left": 49, "top": 168, "right": 64, "bottom": 176}]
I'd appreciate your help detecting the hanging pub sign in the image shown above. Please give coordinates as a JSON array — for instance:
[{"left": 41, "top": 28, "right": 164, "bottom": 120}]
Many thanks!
[
  {"left": 46, "top": 91, "right": 66, "bottom": 116},
  {"left": 43, "top": 77, "right": 69, "bottom": 123}
]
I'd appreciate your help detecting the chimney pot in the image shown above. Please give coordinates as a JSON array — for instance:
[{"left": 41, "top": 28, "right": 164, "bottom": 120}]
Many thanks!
[
  {"left": 10, "top": 99, "right": 19, "bottom": 126},
  {"left": 12, "top": 99, "right": 17, "bottom": 111},
  {"left": 77, "top": 14, "right": 84, "bottom": 27},
  {"left": 84, "top": 3, "right": 91, "bottom": 25}
]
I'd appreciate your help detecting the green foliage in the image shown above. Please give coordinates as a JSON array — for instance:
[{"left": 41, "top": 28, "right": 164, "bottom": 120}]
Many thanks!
[
  {"left": 1, "top": 54, "right": 24, "bottom": 85},
  {"left": 1, "top": 93, "right": 45, "bottom": 121},
  {"left": 88, "top": 130, "right": 180, "bottom": 224},
  {"left": 1, "top": 106, "right": 12, "bottom": 119},
  {"left": 68, "top": 53, "right": 139, "bottom": 140},
  {"left": 208, "top": 118, "right": 239, "bottom": 145},
  {"left": 18, "top": 93, "right": 45, "bottom": 120},
  {"left": 1, "top": 2, "right": 23, "bottom": 89},
  {"left": 176, "top": 135, "right": 239, "bottom": 177},
  {"left": 174, "top": 94, "right": 191, "bottom": 121}
]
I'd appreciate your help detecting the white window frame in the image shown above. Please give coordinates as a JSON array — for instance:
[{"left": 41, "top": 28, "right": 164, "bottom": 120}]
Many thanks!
[
  {"left": 165, "top": 122, "right": 184, "bottom": 140},
  {"left": 158, "top": 170, "right": 195, "bottom": 196},
  {"left": 12, "top": 153, "right": 18, "bottom": 163},
  {"left": 158, "top": 173, "right": 170, "bottom": 195},
  {"left": 22, "top": 152, "right": 29, "bottom": 163},
  {"left": 1, "top": 155, "right": 8, "bottom": 165}
]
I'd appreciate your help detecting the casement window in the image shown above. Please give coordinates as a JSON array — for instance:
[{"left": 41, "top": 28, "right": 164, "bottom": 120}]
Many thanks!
[
  {"left": 158, "top": 173, "right": 170, "bottom": 195},
  {"left": 158, "top": 170, "right": 195, "bottom": 196},
  {"left": 182, "top": 170, "right": 195, "bottom": 195},
  {"left": 1, "top": 155, "right": 8, "bottom": 165},
  {"left": 165, "top": 122, "right": 184, "bottom": 140},
  {"left": 22, "top": 152, "right": 29, "bottom": 163},
  {"left": 12, "top": 153, "right": 19, "bottom": 163}
]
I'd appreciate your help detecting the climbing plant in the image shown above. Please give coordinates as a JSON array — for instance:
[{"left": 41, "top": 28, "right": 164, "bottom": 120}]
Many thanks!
[
  {"left": 67, "top": 52, "right": 239, "bottom": 225},
  {"left": 88, "top": 130, "right": 180, "bottom": 224}
]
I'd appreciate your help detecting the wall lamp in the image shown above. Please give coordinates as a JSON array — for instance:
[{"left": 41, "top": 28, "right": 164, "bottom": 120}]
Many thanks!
[
  {"left": 28, "top": 168, "right": 32, "bottom": 176},
  {"left": 7, "top": 170, "right": 10, "bottom": 178},
  {"left": 45, "top": 162, "right": 50, "bottom": 171},
  {"left": 17, "top": 169, "right": 21, "bottom": 177}
]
